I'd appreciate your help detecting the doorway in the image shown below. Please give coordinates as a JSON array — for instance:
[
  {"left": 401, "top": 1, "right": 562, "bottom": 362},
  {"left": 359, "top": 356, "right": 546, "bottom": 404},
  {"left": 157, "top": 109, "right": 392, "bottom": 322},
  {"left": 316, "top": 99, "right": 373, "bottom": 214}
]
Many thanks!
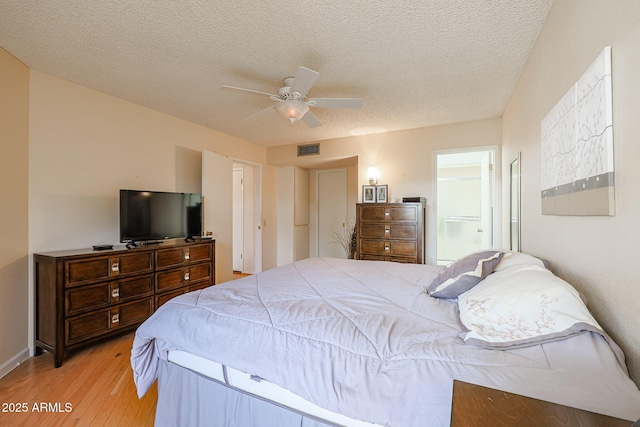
[
  {"left": 232, "top": 161, "right": 260, "bottom": 275},
  {"left": 202, "top": 150, "right": 262, "bottom": 283},
  {"left": 435, "top": 149, "right": 495, "bottom": 265}
]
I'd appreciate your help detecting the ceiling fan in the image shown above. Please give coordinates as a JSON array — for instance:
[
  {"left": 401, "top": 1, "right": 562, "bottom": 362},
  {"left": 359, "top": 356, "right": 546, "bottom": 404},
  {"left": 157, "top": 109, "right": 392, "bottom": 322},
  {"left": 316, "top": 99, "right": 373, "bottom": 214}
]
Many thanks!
[{"left": 221, "top": 66, "right": 363, "bottom": 128}]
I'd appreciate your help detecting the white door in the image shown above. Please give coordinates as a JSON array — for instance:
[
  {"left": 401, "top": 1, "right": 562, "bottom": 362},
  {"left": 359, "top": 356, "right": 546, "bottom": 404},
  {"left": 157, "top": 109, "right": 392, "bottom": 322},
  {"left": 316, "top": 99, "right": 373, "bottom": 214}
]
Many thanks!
[
  {"left": 232, "top": 168, "right": 244, "bottom": 272},
  {"left": 317, "top": 170, "right": 348, "bottom": 258},
  {"left": 202, "top": 150, "right": 233, "bottom": 284},
  {"left": 435, "top": 149, "right": 495, "bottom": 264}
]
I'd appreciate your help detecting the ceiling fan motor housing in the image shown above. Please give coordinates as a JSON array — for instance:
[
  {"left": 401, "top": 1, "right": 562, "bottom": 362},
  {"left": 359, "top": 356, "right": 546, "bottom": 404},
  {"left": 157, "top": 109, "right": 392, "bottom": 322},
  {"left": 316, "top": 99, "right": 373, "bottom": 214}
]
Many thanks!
[{"left": 278, "top": 83, "right": 304, "bottom": 101}]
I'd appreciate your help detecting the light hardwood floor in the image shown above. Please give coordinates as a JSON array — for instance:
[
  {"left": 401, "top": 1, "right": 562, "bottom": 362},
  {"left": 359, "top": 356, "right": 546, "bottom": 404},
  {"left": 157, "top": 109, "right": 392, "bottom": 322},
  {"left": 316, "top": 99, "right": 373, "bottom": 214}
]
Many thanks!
[
  {"left": 232, "top": 271, "right": 251, "bottom": 280},
  {"left": 0, "top": 333, "right": 157, "bottom": 426}
]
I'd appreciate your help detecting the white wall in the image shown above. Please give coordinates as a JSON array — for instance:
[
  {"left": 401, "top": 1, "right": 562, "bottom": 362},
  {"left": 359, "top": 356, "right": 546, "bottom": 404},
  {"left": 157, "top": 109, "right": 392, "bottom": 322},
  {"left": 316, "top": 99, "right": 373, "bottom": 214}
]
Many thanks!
[
  {"left": 501, "top": 0, "right": 640, "bottom": 385},
  {"left": 0, "top": 48, "right": 30, "bottom": 377}
]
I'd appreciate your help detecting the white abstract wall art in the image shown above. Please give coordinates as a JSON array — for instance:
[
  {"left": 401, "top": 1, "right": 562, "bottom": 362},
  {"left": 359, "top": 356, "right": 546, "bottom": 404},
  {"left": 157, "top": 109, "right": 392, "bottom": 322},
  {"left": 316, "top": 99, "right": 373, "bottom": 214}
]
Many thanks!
[{"left": 540, "top": 46, "right": 614, "bottom": 216}]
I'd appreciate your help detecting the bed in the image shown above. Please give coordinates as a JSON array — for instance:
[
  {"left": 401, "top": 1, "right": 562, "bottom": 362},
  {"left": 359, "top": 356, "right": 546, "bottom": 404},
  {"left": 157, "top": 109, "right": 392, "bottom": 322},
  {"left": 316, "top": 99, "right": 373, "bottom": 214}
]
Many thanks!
[{"left": 131, "top": 252, "right": 640, "bottom": 426}]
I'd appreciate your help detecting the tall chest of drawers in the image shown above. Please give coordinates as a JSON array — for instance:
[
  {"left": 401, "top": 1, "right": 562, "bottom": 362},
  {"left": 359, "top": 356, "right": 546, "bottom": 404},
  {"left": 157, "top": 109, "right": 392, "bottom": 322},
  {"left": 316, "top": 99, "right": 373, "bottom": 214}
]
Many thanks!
[
  {"left": 356, "top": 202, "right": 425, "bottom": 264},
  {"left": 34, "top": 240, "right": 215, "bottom": 367}
]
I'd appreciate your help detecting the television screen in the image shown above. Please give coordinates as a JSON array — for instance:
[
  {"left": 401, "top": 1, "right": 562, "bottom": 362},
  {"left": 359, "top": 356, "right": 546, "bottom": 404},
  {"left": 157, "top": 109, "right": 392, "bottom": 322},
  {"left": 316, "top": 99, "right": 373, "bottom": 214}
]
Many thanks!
[{"left": 120, "top": 190, "right": 202, "bottom": 244}]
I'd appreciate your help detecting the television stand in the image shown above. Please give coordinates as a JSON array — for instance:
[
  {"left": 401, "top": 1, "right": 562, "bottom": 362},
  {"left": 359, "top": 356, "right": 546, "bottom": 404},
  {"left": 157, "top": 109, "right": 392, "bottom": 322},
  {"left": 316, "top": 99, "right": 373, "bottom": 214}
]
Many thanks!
[
  {"left": 141, "top": 240, "right": 164, "bottom": 246},
  {"left": 34, "top": 240, "right": 215, "bottom": 367}
]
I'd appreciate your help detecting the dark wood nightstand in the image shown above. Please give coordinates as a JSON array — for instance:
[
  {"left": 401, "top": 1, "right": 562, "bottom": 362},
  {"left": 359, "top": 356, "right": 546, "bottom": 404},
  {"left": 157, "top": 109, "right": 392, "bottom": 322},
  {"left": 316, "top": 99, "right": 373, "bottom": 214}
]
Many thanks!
[{"left": 451, "top": 380, "right": 635, "bottom": 426}]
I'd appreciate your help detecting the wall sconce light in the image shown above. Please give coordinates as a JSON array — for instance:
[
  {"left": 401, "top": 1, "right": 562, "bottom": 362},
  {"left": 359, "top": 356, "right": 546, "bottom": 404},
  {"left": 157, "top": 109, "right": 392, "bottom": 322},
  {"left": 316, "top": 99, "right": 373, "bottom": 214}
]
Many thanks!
[{"left": 367, "top": 167, "right": 380, "bottom": 185}]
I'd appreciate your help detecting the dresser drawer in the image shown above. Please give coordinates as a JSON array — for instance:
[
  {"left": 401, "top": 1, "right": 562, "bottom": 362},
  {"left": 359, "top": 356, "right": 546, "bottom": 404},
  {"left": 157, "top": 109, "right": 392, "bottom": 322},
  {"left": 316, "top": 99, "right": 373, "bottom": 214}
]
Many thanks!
[
  {"left": 65, "top": 275, "right": 154, "bottom": 316},
  {"left": 360, "top": 223, "right": 417, "bottom": 239},
  {"left": 359, "top": 254, "right": 418, "bottom": 263},
  {"left": 155, "top": 263, "right": 212, "bottom": 293},
  {"left": 360, "top": 239, "right": 418, "bottom": 258},
  {"left": 155, "top": 289, "right": 184, "bottom": 308},
  {"left": 186, "top": 244, "right": 213, "bottom": 263},
  {"left": 155, "top": 247, "right": 185, "bottom": 270},
  {"left": 359, "top": 205, "right": 418, "bottom": 222},
  {"left": 156, "top": 243, "right": 213, "bottom": 270},
  {"left": 65, "top": 297, "right": 153, "bottom": 345},
  {"left": 64, "top": 251, "right": 153, "bottom": 287}
]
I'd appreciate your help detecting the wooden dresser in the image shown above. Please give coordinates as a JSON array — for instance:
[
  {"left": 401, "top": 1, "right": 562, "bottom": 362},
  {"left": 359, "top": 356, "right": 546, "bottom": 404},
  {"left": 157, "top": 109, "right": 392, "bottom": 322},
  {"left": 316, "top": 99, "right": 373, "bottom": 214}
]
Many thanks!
[
  {"left": 356, "top": 202, "right": 425, "bottom": 264},
  {"left": 34, "top": 240, "right": 215, "bottom": 367}
]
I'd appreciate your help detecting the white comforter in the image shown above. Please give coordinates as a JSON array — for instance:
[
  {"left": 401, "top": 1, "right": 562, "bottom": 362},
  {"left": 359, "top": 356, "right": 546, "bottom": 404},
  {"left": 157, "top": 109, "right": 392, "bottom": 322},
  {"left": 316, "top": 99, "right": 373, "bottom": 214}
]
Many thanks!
[{"left": 131, "top": 257, "right": 640, "bottom": 426}]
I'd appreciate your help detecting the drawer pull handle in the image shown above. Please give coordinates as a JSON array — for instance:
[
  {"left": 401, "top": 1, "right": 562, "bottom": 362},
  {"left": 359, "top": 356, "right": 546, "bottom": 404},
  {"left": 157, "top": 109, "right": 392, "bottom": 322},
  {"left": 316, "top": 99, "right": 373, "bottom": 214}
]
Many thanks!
[
  {"left": 111, "top": 262, "right": 119, "bottom": 272},
  {"left": 111, "top": 313, "right": 119, "bottom": 324},
  {"left": 384, "top": 211, "right": 390, "bottom": 216},
  {"left": 184, "top": 272, "right": 190, "bottom": 281},
  {"left": 384, "top": 245, "right": 390, "bottom": 252},
  {"left": 112, "top": 288, "right": 120, "bottom": 298},
  {"left": 384, "top": 227, "right": 390, "bottom": 234},
  {"left": 184, "top": 251, "right": 190, "bottom": 260}
]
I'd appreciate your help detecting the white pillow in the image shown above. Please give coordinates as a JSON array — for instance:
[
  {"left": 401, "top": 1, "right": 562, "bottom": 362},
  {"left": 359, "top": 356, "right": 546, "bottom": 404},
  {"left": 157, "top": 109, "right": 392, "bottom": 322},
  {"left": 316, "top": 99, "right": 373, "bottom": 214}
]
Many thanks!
[{"left": 457, "top": 253, "right": 603, "bottom": 349}]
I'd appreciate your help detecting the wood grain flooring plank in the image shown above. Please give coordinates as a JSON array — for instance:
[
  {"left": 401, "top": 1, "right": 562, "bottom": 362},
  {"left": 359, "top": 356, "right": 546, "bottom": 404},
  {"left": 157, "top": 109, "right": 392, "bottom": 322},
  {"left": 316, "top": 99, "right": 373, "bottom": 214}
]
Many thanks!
[{"left": 0, "top": 333, "right": 156, "bottom": 427}]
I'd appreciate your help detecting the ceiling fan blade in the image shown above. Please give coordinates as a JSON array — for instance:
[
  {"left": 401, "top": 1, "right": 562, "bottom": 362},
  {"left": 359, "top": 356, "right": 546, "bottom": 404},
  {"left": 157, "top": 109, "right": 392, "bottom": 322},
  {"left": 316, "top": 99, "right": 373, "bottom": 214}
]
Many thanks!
[
  {"left": 307, "top": 98, "right": 363, "bottom": 109},
  {"left": 221, "top": 85, "right": 277, "bottom": 98},
  {"left": 301, "top": 111, "right": 322, "bottom": 128},
  {"left": 244, "top": 104, "right": 278, "bottom": 121},
  {"left": 289, "top": 67, "right": 320, "bottom": 97}
]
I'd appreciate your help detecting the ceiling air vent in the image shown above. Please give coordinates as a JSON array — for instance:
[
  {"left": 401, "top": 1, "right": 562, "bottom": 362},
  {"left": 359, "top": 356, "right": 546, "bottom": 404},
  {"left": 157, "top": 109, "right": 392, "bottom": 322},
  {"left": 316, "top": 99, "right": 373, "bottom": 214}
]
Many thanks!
[{"left": 297, "top": 143, "right": 320, "bottom": 156}]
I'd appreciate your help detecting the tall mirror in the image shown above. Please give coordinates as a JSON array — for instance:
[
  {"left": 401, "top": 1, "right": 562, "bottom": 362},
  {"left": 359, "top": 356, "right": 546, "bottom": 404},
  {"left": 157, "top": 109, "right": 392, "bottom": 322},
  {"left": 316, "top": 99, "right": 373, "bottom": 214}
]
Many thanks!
[{"left": 510, "top": 153, "right": 521, "bottom": 251}]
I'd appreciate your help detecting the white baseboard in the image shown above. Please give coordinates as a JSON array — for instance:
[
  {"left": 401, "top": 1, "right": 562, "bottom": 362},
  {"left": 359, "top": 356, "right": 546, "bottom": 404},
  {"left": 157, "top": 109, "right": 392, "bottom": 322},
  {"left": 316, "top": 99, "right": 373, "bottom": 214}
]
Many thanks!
[{"left": 0, "top": 347, "right": 30, "bottom": 380}]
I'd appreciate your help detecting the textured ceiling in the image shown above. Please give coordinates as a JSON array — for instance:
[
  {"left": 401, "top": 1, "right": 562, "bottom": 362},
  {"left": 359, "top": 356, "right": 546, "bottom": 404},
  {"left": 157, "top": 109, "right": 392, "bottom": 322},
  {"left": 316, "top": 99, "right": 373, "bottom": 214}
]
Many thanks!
[{"left": 0, "top": 0, "right": 553, "bottom": 147}]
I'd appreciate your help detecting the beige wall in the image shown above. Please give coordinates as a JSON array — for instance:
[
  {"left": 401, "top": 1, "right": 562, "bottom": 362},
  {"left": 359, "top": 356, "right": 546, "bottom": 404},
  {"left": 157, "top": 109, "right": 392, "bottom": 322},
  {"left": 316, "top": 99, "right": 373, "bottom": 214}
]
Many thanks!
[
  {"left": 502, "top": 1, "right": 640, "bottom": 384},
  {"left": 0, "top": 48, "right": 30, "bottom": 376},
  {"left": 29, "top": 71, "right": 272, "bottom": 252},
  {"left": 25, "top": 71, "right": 277, "bottom": 357},
  {"left": 268, "top": 118, "right": 503, "bottom": 263}
]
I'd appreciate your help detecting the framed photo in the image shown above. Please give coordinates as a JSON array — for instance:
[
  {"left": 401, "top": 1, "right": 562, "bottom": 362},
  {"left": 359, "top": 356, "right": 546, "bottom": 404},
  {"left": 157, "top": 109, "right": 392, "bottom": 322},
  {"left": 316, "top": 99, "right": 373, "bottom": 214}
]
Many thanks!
[
  {"left": 375, "top": 185, "right": 388, "bottom": 203},
  {"left": 362, "top": 185, "right": 376, "bottom": 203}
]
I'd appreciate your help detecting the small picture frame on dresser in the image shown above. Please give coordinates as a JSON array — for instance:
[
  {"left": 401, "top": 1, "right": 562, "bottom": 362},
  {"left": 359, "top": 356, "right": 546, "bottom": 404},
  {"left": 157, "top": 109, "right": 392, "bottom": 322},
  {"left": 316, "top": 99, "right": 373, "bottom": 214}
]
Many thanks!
[
  {"left": 375, "top": 185, "right": 388, "bottom": 203},
  {"left": 362, "top": 185, "right": 376, "bottom": 203}
]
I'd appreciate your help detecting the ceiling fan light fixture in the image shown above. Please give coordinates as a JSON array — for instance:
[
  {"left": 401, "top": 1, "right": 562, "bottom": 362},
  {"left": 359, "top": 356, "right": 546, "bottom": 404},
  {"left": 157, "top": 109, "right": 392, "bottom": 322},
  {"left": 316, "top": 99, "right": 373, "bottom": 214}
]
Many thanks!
[
  {"left": 275, "top": 99, "right": 309, "bottom": 124},
  {"left": 223, "top": 66, "right": 362, "bottom": 128}
]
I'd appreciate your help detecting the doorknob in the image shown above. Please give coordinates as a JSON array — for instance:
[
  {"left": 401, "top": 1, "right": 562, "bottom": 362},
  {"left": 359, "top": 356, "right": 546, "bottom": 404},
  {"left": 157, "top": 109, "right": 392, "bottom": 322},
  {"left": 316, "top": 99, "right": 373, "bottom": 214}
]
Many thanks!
[{"left": 477, "top": 229, "right": 483, "bottom": 233}]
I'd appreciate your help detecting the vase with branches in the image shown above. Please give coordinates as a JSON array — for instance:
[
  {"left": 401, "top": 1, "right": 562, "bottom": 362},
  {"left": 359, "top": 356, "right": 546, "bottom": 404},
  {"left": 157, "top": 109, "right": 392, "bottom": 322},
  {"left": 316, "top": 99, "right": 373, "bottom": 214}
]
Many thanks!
[{"left": 331, "top": 222, "right": 357, "bottom": 259}]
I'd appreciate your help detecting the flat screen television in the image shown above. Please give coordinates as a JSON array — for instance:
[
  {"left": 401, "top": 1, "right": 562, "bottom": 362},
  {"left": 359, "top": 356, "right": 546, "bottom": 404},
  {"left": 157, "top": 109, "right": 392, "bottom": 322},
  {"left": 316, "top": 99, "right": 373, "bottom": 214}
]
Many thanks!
[{"left": 119, "top": 189, "right": 202, "bottom": 247}]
